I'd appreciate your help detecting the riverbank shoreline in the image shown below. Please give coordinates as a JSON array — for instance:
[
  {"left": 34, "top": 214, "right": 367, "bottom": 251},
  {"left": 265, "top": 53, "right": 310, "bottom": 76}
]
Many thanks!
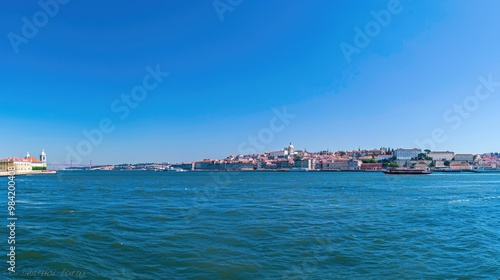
[{"left": 0, "top": 170, "right": 57, "bottom": 177}]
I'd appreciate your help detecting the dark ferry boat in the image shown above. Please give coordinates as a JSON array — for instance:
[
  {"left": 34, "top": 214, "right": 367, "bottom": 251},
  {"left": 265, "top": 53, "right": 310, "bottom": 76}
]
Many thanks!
[{"left": 383, "top": 168, "right": 432, "bottom": 175}]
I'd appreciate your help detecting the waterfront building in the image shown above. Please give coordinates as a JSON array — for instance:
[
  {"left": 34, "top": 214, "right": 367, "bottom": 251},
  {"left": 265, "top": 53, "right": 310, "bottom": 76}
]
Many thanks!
[
  {"left": 428, "top": 151, "right": 455, "bottom": 161},
  {"left": 27, "top": 150, "right": 47, "bottom": 169},
  {"left": 0, "top": 150, "right": 47, "bottom": 174},
  {"left": 0, "top": 157, "right": 32, "bottom": 173},
  {"left": 275, "top": 160, "right": 294, "bottom": 170},
  {"left": 454, "top": 154, "right": 474, "bottom": 163},
  {"left": 225, "top": 161, "right": 255, "bottom": 171},
  {"left": 263, "top": 161, "right": 277, "bottom": 170},
  {"left": 360, "top": 163, "right": 382, "bottom": 171},
  {"left": 434, "top": 160, "right": 446, "bottom": 168},
  {"left": 193, "top": 159, "right": 255, "bottom": 171},
  {"left": 395, "top": 148, "right": 421, "bottom": 160},
  {"left": 376, "top": 155, "right": 393, "bottom": 161},
  {"left": 320, "top": 161, "right": 346, "bottom": 171},
  {"left": 268, "top": 150, "right": 288, "bottom": 159},
  {"left": 194, "top": 160, "right": 219, "bottom": 170},
  {"left": 318, "top": 159, "right": 352, "bottom": 171},
  {"left": 449, "top": 162, "right": 472, "bottom": 170},
  {"left": 348, "top": 160, "right": 361, "bottom": 170},
  {"left": 294, "top": 158, "right": 313, "bottom": 170},
  {"left": 413, "top": 161, "right": 429, "bottom": 170}
]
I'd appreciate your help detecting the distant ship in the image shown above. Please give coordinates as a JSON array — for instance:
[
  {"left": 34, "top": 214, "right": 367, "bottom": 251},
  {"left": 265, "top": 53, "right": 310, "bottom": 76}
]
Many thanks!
[
  {"left": 288, "top": 167, "right": 309, "bottom": 172},
  {"left": 163, "top": 166, "right": 187, "bottom": 172},
  {"left": 471, "top": 167, "right": 500, "bottom": 173},
  {"left": 383, "top": 168, "right": 432, "bottom": 175}
]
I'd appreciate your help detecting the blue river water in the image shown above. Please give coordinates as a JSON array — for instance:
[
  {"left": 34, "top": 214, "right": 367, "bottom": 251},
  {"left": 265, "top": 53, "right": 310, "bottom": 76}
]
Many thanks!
[{"left": 2, "top": 171, "right": 499, "bottom": 279}]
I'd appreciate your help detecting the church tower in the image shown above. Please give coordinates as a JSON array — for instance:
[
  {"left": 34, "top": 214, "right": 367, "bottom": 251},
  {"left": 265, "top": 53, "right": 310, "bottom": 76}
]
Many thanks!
[
  {"left": 40, "top": 149, "right": 47, "bottom": 168},
  {"left": 288, "top": 142, "right": 295, "bottom": 155}
]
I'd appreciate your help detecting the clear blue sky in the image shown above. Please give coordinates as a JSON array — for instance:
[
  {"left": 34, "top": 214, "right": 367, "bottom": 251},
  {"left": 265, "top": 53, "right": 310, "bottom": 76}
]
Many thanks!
[{"left": 1, "top": 0, "right": 499, "bottom": 165}]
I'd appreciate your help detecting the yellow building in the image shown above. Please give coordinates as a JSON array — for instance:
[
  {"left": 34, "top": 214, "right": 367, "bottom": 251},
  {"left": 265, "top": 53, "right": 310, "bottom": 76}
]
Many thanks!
[{"left": 0, "top": 150, "right": 47, "bottom": 174}]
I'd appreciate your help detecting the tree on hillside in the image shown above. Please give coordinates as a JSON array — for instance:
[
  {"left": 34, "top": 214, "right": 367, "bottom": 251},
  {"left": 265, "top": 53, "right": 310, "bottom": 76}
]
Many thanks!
[{"left": 388, "top": 162, "right": 399, "bottom": 168}]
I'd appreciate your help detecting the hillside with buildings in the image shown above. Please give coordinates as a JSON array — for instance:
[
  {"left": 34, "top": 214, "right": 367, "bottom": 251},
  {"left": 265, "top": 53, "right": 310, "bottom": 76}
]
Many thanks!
[{"left": 62, "top": 143, "right": 500, "bottom": 173}]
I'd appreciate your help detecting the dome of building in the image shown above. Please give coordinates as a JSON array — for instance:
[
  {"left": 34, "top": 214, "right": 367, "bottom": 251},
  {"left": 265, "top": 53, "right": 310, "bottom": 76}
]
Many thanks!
[{"left": 288, "top": 142, "right": 295, "bottom": 155}]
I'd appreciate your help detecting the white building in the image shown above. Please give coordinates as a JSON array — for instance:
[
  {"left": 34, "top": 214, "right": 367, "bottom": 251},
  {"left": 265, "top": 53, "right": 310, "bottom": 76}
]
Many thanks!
[
  {"left": 454, "top": 154, "right": 474, "bottom": 162},
  {"left": 0, "top": 150, "right": 47, "bottom": 174},
  {"left": 376, "top": 155, "right": 394, "bottom": 161},
  {"left": 28, "top": 150, "right": 47, "bottom": 169},
  {"left": 268, "top": 150, "right": 288, "bottom": 158},
  {"left": 428, "top": 151, "right": 454, "bottom": 161},
  {"left": 268, "top": 142, "right": 296, "bottom": 159},
  {"left": 395, "top": 148, "right": 421, "bottom": 160},
  {"left": 285, "top": 142, "right": 295, "bottom": 155}
]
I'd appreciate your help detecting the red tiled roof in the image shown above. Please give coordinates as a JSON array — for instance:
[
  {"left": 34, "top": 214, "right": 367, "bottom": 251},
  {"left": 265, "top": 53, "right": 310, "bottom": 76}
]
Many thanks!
[
  {"left": 27, "top": 157, "right": 42, "bottom": 163},
  {"left": 1, "top": 156, "right": 43, "bottom": 163}
]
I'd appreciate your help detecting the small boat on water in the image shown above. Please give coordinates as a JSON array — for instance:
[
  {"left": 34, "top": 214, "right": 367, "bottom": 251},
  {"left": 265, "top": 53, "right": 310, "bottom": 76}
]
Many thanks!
[
  {"left": 471, "top": 167, "right": 500, "bottom": 173},
  {"left": 288, "top": 167, "right": 309, "bottom": 172},
  {"left": 383, "top": 168, "right": 432, "bottom": 175},
  {"left": 163, "top": 166, "right": 187, "bottom": 172}
]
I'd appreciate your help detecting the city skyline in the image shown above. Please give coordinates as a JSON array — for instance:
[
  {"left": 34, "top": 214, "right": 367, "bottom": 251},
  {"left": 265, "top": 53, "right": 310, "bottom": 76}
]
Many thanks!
[
  {"left": 1, "top": 1, "right": 500, "bottom": 164},
  {"left": 34, "top": 143, "right": 499, "bottom": 172},
  {"left": 2, "top": 143, "right": 498, "bottom": 167}
]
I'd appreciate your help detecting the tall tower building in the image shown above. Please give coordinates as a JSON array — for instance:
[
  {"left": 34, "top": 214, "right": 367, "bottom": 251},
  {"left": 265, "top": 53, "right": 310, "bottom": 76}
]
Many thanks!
[
  {"left": 40, "top": 149, "right": 47, "bottom": 168},
  {"left": 288, "top": 142, "right": 295, "bottom": 155}
]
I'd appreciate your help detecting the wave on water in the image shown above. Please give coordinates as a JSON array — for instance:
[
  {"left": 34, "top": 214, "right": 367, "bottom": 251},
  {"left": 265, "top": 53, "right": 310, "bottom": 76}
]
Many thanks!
[{"left": 448, "top": 199, "right": 471, "bottom": 204}]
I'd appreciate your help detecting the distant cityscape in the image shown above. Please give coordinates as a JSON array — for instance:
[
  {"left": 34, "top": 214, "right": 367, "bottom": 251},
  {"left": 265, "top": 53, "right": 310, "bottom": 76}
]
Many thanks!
[
  {"left": 1, "top": 143, "right": 499, "bottom": 175},
  {"left": 57, "top": 143, "right": 499, "bottom": 173}
]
